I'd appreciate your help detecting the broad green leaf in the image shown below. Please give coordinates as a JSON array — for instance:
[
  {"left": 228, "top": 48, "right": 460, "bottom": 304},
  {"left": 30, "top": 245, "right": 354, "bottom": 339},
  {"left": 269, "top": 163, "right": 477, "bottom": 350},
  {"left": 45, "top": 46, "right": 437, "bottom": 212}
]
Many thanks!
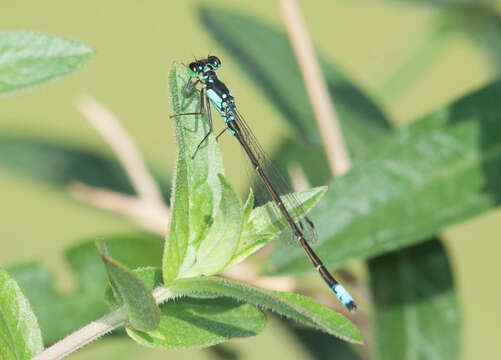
[
  {"left": 199, "top": 6, "right": 392, "bottom": 159},
  {"left": 129, "top": 297, "right": 265, "bottom": 349},
  {"left": 164, "top": 63, "right": 225, "bottom": 284},
  {"left": 8, "top": 234, "right": 162, "bottom": 344},
  {"left": 267, "top": 79, "right": 501, "bottom": 275},
  {"left": 96, "top": 240, "right": 160, "bottom": 331},
  {"left": 222, "top": 186, "right": 327, "bottom": 271},
  {"left": 0, "top": 31, "right": 92, "bottom": 97},
  {"left": 0, "top": 269, "right": 43, "bottom": 360},
  {"left": 0, "top": 135, "right": 171, "bottom": 202},
  {"left": 168, "top": 276, "right": 362, "bottom": 344},
  {"left": 182, "top": 174, "right": 242, "bottom": 277},
  {"left": 369, "top": 239, "right": 459, "bottom": 360},
  {"left": 120, "top": 268, "right": 266, "bottom": 349},
  {"left": 166, "top": 64, "right": 327, "bottom": 282}
]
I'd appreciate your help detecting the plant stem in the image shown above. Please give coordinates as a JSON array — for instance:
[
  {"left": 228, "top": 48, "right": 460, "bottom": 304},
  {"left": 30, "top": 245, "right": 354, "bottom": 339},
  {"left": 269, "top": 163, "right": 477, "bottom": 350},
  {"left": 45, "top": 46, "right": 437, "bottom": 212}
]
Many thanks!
[
  {"left": 278, "top": 0, "right": 351, "bottom": 177},
  {"left": 31, "top": 309, "right": 127, "bottom": 360},
  {"left": 76, "top": 96, "right": 165, "bottom": 207},
  {"left": 30, "top": 287, "right": 174, "bottom": 360}
]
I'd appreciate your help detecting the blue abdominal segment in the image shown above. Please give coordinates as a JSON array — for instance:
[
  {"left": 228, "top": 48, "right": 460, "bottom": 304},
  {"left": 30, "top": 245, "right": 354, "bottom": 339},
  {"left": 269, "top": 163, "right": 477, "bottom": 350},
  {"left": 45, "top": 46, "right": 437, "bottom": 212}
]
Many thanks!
[{"left": 332, "top": 284, "right": 356, "bottom": 311}]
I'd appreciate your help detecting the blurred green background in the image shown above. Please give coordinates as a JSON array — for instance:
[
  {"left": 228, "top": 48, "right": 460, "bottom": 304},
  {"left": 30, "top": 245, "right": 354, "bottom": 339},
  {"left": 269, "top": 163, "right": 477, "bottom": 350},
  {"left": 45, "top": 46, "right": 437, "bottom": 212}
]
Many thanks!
[{"left": 1, "top": 0, "right": 500, "bottom": 359}]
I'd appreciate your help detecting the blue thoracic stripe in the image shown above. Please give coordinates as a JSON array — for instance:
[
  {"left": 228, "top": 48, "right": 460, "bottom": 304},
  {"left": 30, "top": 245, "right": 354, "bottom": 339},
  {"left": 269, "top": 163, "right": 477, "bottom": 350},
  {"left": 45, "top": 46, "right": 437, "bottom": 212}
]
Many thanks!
[
  {"left": 206, "top": 88, "right": 223, "bottom": 111},
  {"left": 332, "top": 284, "right": 354, "bottom": 306}
]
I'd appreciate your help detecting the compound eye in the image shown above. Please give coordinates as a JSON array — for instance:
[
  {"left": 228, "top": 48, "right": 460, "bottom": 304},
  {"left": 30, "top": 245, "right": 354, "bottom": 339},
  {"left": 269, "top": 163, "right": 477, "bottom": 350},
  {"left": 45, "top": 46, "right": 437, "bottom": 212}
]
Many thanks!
[
  {"left": 188, "top": 62, "right": 199, "bottom": 77},
  {"left": 208, "top": 55, "right": 221, "bottom": 69}
]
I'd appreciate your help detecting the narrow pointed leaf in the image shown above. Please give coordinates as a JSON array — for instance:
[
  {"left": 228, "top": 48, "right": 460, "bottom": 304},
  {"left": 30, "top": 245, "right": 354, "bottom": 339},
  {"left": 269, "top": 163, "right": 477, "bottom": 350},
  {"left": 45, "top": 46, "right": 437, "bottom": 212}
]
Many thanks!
[
  {"left": 0, "top": 269, "right": 43, "bottom": 360},
  {"left": 223, "top": 186, "right": 326, "bottom": 271},
  {"left": 370, "top": 239, "right": 460, "bottom": 360},
  {"left": 66, "top": 234, "right": 163, "bottom": 295},
  {"left": 169, "top": 276, "right": 362, "bottom": 344},
  {"left": 96, "top": 240, "right": 159, "bottom": 331},
  {"left": 199, "top": 6, "right": 392, "bottom": 158},
  {"left": 267, "top": 79, "right": 501, "bottom": 274},
  {"left": 164, "top": 63, "right": 225, "bottom": 284},
  {"left": 0, "top": 31, "right": 92, "bottom": 97}
]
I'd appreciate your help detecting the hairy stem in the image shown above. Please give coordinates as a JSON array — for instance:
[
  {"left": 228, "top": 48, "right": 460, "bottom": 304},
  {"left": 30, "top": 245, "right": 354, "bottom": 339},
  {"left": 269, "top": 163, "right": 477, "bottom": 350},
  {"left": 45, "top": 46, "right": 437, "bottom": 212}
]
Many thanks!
[{"left": 31, "top": 309, "right": 127, "bottom": 360}]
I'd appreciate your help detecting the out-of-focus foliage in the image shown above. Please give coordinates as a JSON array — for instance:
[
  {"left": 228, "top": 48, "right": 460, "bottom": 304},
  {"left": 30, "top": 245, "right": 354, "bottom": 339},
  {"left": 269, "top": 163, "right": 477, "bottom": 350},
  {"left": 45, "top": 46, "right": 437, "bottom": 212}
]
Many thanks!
[
  {"left": 199, "top": 6, "right": 392, "bottom": 159},
  {"left": 8, "top": 235, "right": 163, "bottom": 345},
  {"left": 0, "top": 31, "right": 92, "bottom": 97},
  {"left": 370, "top": 239, "right": 459, "bottom": 360},
  {"left": 268, "top": 79, "right": 501, "bottom": 274}
]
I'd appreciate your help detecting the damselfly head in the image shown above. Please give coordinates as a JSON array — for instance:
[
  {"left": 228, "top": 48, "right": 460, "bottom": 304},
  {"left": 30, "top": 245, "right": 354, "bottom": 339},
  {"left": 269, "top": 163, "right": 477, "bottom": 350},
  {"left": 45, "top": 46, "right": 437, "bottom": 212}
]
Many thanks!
[{"left": 187, "top": 62, "right": 199, "bottom": 77}]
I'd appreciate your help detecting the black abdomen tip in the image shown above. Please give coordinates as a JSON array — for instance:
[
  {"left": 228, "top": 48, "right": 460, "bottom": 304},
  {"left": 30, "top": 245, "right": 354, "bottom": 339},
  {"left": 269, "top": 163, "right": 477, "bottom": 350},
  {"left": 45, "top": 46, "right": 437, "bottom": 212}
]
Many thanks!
[{"left": 345, "top": 301, "right": 357, "bottom": 312}]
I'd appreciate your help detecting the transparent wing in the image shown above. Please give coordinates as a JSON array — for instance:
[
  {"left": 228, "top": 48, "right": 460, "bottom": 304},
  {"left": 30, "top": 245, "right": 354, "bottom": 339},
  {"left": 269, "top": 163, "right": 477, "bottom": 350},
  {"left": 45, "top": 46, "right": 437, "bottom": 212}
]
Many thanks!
[{"left": 233, "top": 109, "right": 317, "bottom": 245}]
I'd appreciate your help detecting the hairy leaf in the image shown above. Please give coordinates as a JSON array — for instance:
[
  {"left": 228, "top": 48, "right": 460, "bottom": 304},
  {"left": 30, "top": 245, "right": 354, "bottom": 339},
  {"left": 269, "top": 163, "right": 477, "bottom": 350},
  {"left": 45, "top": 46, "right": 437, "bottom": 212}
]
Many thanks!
[
  {"left": 0, "top": 31, "right": 92, "bottom": 97},
  {"left": 182, "top": 175, "right": 242, "bottom": 277},
  {"left": 96, "top": 240, "right": 160, "bottom": 331},
  {"left": 0, "top": 269, "right": 43, "bottom": 360},
  {"left": 122, "top": 268, "right": 266, "bottom": 349},
  {"left": 267, "top": 79, "right": 501, "bottom": 274},
  {"left": 223, "top": 186, "right": 327, "bottom": 271},
  {"left": 164, "top": 63, "right": 225, "bottom": 284},
  {"left": 169, "top": 276, "right": 362, "bottom": 344}
]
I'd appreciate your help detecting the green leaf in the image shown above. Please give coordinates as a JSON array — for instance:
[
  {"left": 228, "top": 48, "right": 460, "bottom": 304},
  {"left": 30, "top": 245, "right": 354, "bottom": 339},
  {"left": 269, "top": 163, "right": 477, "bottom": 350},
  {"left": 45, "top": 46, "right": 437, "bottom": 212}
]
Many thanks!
[
  {"left": 163, "top": 63, "right": 225, "bottom": 284},
  {"left": 0, "top": 31, "right": 93, "bottom": 97},
  {"left": 95, "top": 240, "right": 160, "bottom": 331},
  {"left": 166, "top": 64, "right": 328, "bottom": 282},
  {"left": 168, "top": 276, "right": 362, "bottom": 344},
  {"left": 369, "top": 239, "right": 459, "bottom": 360},
  {"left": 267, "top": 79, "right": 501, "bottom": 275},
  {"left": 66, "top": 234, "right": 163, "bottom": 295},
  {"left": 7, "top": 262, "right": 106, "bottom": 346},
  {"left": 8, "top": 234, "right": 162, "bottom": 344},
  {"left": 0, "top": 135, "right": 171, "bottom": 202},
  {"left": 120, "top": 268, "right": 266, "bottom": 349},
  {"left": 182, "top": 174, "right": 243, "bottom": 277},
  {"left": 222, "top": 186, "right": 327, "bottom": 271},
  {"left": 242, "top": 188, "right": 254, "bottom": 225},
  {"left": 199, "top": 6, "right": 392, "bottom": 159},
  {"left": 0, "top": 269, "right": 43, "bottom": 360}
]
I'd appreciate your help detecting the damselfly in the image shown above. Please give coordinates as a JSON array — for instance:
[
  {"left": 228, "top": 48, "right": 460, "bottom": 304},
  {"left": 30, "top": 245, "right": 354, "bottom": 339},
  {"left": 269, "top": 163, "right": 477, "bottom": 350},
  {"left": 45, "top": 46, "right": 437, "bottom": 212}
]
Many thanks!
[{"left": 172, "top": 56, "right": 357, "bottom": 311}]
